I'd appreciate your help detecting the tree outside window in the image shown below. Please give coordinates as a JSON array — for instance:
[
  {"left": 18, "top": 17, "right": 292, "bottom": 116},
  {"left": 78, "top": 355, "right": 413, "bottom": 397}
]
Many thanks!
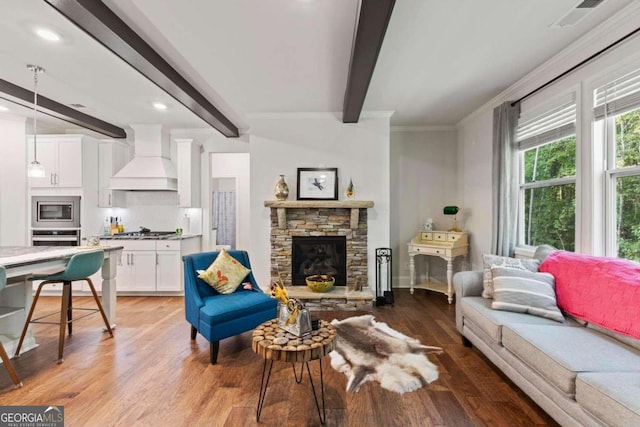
[
  {"left": 612, "top": 109, "right": 640, "bottom": 261},
  {"left": 521, "top": 136, "right": 576, "bottom": 251}
]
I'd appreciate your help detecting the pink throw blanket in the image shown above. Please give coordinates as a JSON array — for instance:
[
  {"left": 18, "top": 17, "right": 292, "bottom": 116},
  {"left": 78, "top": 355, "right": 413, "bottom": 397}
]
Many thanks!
[{"left": 540, "top": 251, "right": 640, "bottom": 339}]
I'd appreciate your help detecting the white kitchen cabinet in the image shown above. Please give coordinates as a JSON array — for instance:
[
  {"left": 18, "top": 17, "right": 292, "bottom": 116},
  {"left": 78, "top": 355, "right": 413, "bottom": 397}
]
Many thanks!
[
  {"left": 89, "top": 240, "right": 155, "bottom": 292},
  {"left": 121, "top": 250, "right": 157, "bottom": 292},
  {"left": 85, "top": 237, "right": 201, "bottom": 295},
  {"left": 176, "top": 139, "right": 201, "bottom": 207},
  {"left": 156, "top": 241, "right": 181, "bottom": 291},
  {"left": 98, "top": 140, "right": 128, "bottom": 207},
  {"left": 118, "top": 241, "right": 157, "bottom": 292},
  {"left": 27, "top": 135, "right": 84, "bottom": 188}
]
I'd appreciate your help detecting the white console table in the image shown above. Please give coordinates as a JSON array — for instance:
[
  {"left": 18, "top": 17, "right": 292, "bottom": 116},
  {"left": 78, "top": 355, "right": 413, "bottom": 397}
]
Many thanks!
[
  {"left": 0, "top": 246, "right": 122, "bottom": 356},
  {"left": 407, "top": 231, "right": 468, "bottom": 304}
]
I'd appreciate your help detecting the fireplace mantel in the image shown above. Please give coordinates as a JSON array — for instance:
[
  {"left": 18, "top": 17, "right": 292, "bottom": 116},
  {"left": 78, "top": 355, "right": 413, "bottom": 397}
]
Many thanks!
[{"left": 264, "top": 200, "right": 374, "bottom": 229}]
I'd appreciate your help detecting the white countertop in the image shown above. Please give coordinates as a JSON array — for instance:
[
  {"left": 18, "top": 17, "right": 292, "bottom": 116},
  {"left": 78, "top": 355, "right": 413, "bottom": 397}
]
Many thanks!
[
  {"left": 94, "top": 234, "right": 202, "bottom": 241},
  {"left": 0, "top": 245, "right": 122, "bottom": 268}
]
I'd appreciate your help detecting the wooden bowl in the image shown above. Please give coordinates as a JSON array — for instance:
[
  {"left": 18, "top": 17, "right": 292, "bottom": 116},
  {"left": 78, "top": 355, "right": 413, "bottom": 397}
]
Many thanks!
[{"left": 305, "top": 275, "right": 335, "bottom": 293}]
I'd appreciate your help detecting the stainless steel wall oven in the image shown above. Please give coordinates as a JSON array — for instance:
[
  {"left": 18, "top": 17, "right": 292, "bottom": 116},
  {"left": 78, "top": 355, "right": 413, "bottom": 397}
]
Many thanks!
[
  {"left": 31, "top": 196, "right": 81, "bottom": 246},
  {"left": 31, "top": 229, "right": 81, "bottom": 246}
]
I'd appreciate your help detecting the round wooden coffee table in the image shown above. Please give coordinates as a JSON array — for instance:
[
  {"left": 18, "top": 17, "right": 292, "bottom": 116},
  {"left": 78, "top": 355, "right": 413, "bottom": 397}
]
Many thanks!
[{"left": 252, "top": 319, "right": 336, "bottom": 424}]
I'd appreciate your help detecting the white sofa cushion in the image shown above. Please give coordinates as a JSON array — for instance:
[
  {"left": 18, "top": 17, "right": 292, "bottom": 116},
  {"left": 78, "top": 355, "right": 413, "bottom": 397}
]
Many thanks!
[
  {"left": 576, "top": 372, "right": 640, "bottom": 427},
  {"left": 461, "top": 296, "right": 568, "bottom": 345},
  {"left": 503, "top": 324, "right": 640, "bottom": 396}
]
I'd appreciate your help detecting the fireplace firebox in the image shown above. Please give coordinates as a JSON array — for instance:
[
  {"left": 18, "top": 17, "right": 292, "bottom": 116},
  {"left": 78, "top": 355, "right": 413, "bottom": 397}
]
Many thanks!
[{"left": 292, "top": 236, "right": 347, "bottom": 286}]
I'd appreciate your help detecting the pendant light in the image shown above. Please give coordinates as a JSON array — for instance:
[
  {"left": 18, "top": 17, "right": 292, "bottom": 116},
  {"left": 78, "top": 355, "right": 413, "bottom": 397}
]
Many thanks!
[{"left": 27, "top": 64, "right": 46, "bottom": 178}]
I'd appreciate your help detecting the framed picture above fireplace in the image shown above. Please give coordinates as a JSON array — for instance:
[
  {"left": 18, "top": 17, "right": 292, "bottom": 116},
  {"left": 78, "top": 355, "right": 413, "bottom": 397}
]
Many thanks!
[{"left": 296, "top": 168, "right": 338, "bottom": 200}]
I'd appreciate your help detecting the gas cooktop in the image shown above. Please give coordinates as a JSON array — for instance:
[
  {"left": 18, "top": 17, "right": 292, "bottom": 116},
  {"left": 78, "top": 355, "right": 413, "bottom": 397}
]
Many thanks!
[{"left": 112, "top": 231, "right": 176, "bottom": 239}]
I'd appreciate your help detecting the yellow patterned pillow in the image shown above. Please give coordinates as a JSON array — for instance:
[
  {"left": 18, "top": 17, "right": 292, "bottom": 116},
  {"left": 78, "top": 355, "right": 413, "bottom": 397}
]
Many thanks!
[{"left": 198, "top": 249, "right": 251, "bottom": 294}]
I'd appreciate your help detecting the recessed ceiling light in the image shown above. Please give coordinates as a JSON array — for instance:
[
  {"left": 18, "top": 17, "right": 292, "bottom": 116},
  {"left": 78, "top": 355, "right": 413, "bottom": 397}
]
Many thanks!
[
  {"left": 153, "top": 102, "right": 168, "bottom": 110},
  {"left": 35, "top": 28, "right": 61, "bottom": 42},
  {"left": 0, "top": 105, "right": 8, "bottom": 112}
]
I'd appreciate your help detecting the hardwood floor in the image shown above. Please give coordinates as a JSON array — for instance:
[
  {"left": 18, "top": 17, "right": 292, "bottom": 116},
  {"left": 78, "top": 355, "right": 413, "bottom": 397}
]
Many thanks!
[{"left": 0, "top": 289, "right": 558, "bottom": 426}]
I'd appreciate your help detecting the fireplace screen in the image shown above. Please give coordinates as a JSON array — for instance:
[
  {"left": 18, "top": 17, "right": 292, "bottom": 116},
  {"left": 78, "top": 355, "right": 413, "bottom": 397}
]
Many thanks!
[{"left": 291, "top": 236, "right": 347, "bottom": 285}]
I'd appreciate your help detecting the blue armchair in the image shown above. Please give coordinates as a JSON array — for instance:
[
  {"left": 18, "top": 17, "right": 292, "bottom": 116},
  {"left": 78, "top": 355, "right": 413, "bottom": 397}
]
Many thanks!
[{"left": 183, "top": 250, "right": 277, "bottom": 364}]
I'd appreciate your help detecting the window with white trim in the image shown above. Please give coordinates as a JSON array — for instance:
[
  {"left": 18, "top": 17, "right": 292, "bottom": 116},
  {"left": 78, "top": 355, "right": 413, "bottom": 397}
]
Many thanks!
[
  {"left": 517, "top": 96, "right": 577, "bottom": 251},
  {"left": 594, "top": 68, "right": 640, "bottom": 261}
]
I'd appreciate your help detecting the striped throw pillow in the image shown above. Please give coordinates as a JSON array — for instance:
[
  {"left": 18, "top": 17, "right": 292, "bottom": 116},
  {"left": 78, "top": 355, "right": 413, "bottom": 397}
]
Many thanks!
[
  {"left": 482, "top": 254, "right": 539, "bottom": 299},
  {"left": 490, "top": 266, "right": 564, "bottom": 322}
]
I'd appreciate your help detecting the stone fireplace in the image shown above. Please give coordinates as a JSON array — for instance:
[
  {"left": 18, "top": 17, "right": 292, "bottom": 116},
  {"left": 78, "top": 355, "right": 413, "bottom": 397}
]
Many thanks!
[
  {"left": 292, "top": 236, "right": 347, "bottom": 285},
  {"left": 265, "top": 200, "right": 374, "bottom": 310}
]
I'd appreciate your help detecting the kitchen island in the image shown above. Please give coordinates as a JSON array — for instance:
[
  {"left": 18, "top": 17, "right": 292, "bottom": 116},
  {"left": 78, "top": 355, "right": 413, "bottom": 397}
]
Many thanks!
[
  {"left": 0, "top": 245, "right": 123, "bottom": 356},
  {"left": 95, "top": 235, "right": 201, "bottom": 294}
]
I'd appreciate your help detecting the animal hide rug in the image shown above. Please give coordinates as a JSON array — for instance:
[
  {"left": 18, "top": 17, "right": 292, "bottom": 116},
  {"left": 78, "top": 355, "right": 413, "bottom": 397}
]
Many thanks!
[{"left": 329, "top": 315, "right": 443, "bottom": 394}]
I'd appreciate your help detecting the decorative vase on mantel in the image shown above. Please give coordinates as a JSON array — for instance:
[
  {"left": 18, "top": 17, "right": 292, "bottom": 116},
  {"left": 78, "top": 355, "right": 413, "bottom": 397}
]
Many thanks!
[
  {"left": 345, "top": 178, "right": 355, "bottom": 200},
  {"left": 274, "top": 174, "right": 289, "bottom": 201}
]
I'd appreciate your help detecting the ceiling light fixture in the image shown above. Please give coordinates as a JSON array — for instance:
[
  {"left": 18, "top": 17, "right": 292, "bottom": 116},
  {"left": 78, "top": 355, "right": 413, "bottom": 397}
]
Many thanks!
[
  {"left": 0, "top": 105, "right": 8, "bottom": 112},
  {"left": 27, "top": 64, "right": 46, "bottom": 178},
  {"left": 35, "top": 28, "right": 61, "bottom": 42},
  {"left": 152, "top": 102, "right": 167, "bottom": 110}
]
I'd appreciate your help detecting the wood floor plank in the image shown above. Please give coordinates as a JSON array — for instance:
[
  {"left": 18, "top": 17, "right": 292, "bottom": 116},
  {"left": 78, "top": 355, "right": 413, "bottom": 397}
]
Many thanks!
[{"left": 0, "top": 291, "right": 559, "bottom": 426}]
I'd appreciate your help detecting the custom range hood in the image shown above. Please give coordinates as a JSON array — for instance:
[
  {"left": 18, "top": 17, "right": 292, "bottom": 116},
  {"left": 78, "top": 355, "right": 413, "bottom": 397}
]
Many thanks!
[{"left": 110, "top": 124, "right": 177, "bottom": 191}]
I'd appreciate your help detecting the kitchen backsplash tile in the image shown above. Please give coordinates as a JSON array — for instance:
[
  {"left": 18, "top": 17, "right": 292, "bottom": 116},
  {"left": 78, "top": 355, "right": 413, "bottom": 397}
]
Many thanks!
[{"left": 96, "top": 191, "right": 202, "bottom": 235}]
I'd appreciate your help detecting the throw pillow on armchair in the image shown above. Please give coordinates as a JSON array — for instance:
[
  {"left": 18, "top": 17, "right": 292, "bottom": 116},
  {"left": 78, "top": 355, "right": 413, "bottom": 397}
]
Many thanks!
[{"left": 197, "top": 248, "right": 251, "bottom": 294}]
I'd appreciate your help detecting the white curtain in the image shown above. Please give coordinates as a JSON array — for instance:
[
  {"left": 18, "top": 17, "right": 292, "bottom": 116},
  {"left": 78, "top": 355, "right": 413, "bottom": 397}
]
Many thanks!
[
  {"left": 492, "top": 101, "right": 521, "bottom": 256},
  {"left": 212, "top": 191, "right": 236, "bottom": 248}
]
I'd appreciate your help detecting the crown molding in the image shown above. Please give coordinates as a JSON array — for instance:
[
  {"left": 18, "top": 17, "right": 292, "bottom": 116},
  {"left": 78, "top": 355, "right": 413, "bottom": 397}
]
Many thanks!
[
  {"left": 360, "top": 111, "right": 394, "bottom": 119},
  {"left": 457, "top": 1, "right": 640, "bottom": 129},
  {"left": 247, "top": 112, "right": 341, "bottom": 120},
  {"left": 247, "top": 111, "right": 394, "bottom": 120},
  {"left": 391, "top": 125, "right": 456, "bottom": 132}
]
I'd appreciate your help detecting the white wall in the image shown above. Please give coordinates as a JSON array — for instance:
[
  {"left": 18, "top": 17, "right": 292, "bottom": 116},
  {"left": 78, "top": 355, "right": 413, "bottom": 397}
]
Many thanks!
[
  {"left": 457, "top": 112, "right": 493, "bottom": 269},
  {"left": 456, "top": 3, "right": 640, "bottom": 268},
  {"left": 390, "top": 128, "right": 458, "bottom": 287},
  {"left": 0, "top": 115, "right": 28, "bottom": 245},
  {"left": 248, "top": 112, "right": 392, "bottom": 289}
]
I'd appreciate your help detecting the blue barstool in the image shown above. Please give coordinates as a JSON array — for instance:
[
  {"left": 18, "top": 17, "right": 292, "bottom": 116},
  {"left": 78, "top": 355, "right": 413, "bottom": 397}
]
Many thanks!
[
  {"left": 14, "top": 250, "right": 113, "bottom": 363},
  {"left": 0, "top": 267, "right": 22, "bottom": 387}
]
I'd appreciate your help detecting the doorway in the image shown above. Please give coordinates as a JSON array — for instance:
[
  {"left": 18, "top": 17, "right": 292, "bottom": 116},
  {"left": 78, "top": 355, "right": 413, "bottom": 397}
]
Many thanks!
[
  {"left": 209, "top": 152, "right": 250, "bottom": 250},
  {"left": 211, "top": 177, "right": 236, "bottom": 248}
]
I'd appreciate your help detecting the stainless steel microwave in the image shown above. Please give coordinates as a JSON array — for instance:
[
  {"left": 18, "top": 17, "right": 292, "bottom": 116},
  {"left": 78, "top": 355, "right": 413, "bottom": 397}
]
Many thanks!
[{"left": 32, "top": 196, "right": 81, "bottom": 228}]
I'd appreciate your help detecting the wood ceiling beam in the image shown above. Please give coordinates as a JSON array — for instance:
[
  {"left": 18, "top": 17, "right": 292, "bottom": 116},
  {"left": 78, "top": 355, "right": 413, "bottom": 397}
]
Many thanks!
[
  {"left": 343, "top": 0, "right": 395, "bottom": 123},
  {"left": 45, "top": 0, "right": 239, "bottom": 137},
  {"left": 0, "top": 79, "right": 127, "bottom": 138}
]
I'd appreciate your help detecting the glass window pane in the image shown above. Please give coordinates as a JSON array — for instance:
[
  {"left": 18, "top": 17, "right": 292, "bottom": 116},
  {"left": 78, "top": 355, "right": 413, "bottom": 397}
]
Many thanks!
[
  {"left": 615, "top": 175, "right": 640, "bottom": 262},
  {"left": 523, "top": 136, "right": 576, "bottom": 183},
  {"left": 523, "top": 184, "right": 575, "bottom": 251},
  {"left": 615, "top": 109, "right": 640, "bottom": 168}
]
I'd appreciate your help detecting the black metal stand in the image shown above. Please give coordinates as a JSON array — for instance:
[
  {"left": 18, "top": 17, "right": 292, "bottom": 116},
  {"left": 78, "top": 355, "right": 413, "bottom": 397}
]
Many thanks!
[
  {"left": 375, "top": 247, "right": 394, "bottom": 306},
  {"left": 256, "top": 358, "right": 326, "bottom": 425}
]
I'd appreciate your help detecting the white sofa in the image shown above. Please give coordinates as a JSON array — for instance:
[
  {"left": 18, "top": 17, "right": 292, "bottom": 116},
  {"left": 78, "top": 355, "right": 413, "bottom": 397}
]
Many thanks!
[{"left": 453, "top": 249, "right": 640, "bottom": 427}]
